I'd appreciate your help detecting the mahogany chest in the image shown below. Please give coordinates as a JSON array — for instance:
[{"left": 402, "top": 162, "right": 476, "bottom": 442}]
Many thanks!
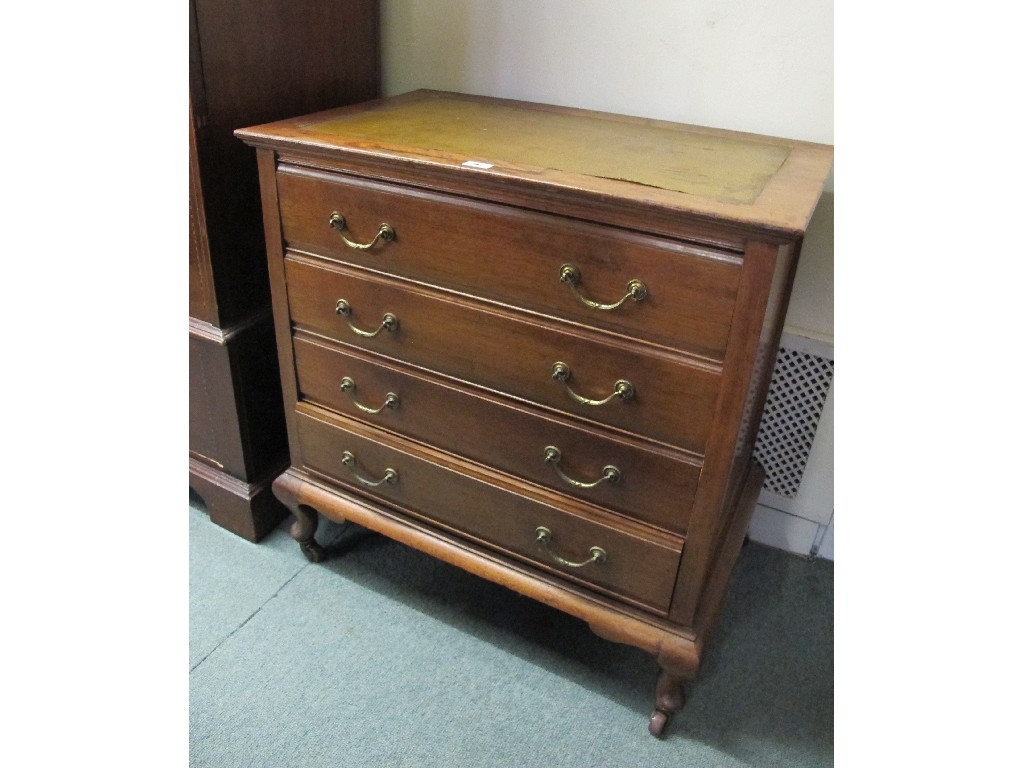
[{"left": 236, "top": 90, "right": 833, "bottom": 735}]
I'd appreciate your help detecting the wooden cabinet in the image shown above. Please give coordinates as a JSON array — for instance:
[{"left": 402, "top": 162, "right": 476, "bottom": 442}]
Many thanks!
[
  {"left": 236, "top": 90, "right": 833, "bottom": 733},
  {"left": 188, "top": 0, "right": 380, "bottom": 540}
]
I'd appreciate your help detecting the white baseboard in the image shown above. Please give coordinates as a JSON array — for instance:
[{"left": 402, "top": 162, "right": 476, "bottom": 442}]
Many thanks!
[
  {"left": 748, "top": 503, "right": 833, "bottom": 560},
  {"left": 816, "top": 516, "right": 834, "bottom": 560}
]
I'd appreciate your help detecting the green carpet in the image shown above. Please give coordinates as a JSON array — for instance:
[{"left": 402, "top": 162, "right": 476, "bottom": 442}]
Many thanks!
[{"left": 189, "top": 498, "right": 832, "bottom": 767}]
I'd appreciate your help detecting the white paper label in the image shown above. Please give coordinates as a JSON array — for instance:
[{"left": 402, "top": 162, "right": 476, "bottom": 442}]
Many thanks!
[{"left": 461, "top": 160, "right": 494, "bottom": 170}]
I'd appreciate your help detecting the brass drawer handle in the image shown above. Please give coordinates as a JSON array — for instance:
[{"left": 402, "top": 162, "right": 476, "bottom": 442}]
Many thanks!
[
  {"left": 340, "top": 450, "right": 399, "bottom": 487},
  {"left": 329, "top": 211, "right": 395, "bottom": 251},
  {"left": 543, "top": 446, "right": 620, "bottom": 488},
  {"left": 535, "top": 526, "right": 607, "bottom": 569},
  {"left": 340, "top": 377, "right": 400, "bottom": 414},
  {"left": 335, "top": 299, "right": 399, "bottom": 338},
  {"left": 552, "top": 362, "right": 635, "bottom": 406},
  {"left": 559, "top": 263, "right": 647, "bottom": 311}
]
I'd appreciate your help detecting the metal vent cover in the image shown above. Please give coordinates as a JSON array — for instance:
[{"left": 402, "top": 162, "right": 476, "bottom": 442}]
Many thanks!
[{"left": 754, "top": 343, "right": 834, "bottom": 498}]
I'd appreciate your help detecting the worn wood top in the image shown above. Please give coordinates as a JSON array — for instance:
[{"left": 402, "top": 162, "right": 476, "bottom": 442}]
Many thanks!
[{"left": 236, "top": 90, "right": 833, "bottom": 238}]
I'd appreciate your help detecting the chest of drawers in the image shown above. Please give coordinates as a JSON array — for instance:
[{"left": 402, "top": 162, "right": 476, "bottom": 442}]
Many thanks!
[{"left": 236, "top": 90, "right": 833, "bottom": 736}]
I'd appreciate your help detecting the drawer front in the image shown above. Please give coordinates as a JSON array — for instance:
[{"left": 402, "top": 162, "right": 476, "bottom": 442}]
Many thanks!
[
  {"left": 295, "top": 408, "right": 683, "bottom": 613},
  {"left": 277, "top": 167, "right": 741, "bottom": 360},
  {"left": 294, "top": 336, "right": 700, "bottom": 534},
  {"left": 285, "top": 256, "right": 720, "bottom": 453}
]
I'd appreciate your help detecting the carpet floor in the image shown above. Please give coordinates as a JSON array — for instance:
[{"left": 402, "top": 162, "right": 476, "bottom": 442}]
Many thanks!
[{"left": 189, "top": 497, "right": 833, "bottom": 767}]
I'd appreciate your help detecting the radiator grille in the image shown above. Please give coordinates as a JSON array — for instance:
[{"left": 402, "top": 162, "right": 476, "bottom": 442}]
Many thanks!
[{"left": 754, "top": 345, "right": 834, "bottom": 498}]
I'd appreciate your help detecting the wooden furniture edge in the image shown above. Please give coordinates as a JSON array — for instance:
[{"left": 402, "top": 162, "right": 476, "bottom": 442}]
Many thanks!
[
  {"left": 189, "top": 307, "right": 275, "bottom": 345},
  {"left": 189, "top": 455, "right": 289, "bottom": 541},
  {"left": 234, "top": 90, "right": 833, "bottom": 244},
  {"left": 272, "top": 467, "right": 702, "bottom": 673},
  {"left": 256, "top": 147, "right": 305, "bottom": 471},
  {"left": 693, "top": 458, "right": 766, "bottom": 643},
  {"left": 668, "top": 240, "right": 782, "bottom": 626}
]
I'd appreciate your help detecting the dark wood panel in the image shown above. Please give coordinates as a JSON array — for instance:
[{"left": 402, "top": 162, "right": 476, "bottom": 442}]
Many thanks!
[
  {"left": 191, "top": 0, "right": 380, "bottom": 327},
  {"left": 189, "top": 99, "right": 217, "bottom": 324},
  {"left": 189, "top": 317, "right": 288, "bottom": 482},
  {"left": 189, "top": 0, "right": 380, "bottom": 541},
  {"left": 193, "top": 0, "right": 380, "bottom": 134},
  {"left": 190, "top": 333, "right": 245, "bottom": 478}
]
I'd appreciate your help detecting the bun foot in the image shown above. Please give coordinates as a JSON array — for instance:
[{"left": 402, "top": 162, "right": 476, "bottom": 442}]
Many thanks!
[
  {"left": 648, "top": 668, "right": 686, "bottom": 737},
  {"left": 648, "top": 709, "right": 670, "bottom": 737},
  {"left": 299, "top": 540, "right": 327, "bottom": 563}
]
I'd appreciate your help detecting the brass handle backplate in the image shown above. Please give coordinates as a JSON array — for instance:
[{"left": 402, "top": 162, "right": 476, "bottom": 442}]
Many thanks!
[
  {"left": 340, "top": 377, "right": 399, "bottom": 414},
  {"left": 535, "top": 526, "right": 607, "bottom": 569},
  {"left": 543, "top": 446, "right": 620, "bottom": 488},
  {"left": 559, "top": 263, "right": 647, "bottom": 311},
  {"left": 340, "top": 450, "right": 399, "bottom": 487},
  {"left": 329, "top": 212, "right": 395, "bottom": 251},
  {"left": 335, "top": 299, "right": 399, "bottom": 338},
  {"left": 552, "top": 362, "right": 635, "bottom": 406}
]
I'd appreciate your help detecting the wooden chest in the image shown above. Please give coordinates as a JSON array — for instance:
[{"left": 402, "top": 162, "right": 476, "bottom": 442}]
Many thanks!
[{"left": 236, "top": 90, "right": 833, "bottom": 735}]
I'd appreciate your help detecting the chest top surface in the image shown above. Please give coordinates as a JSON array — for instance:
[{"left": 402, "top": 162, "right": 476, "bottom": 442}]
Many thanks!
[{"left": 236, "top": 90, "right": 833, "bottom": 239}]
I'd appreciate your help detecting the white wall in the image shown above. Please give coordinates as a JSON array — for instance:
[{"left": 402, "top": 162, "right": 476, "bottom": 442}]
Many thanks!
[
  {"left": 381, "top": 1, "right": 832, "bottom": 140},
  {"left": 380, "top": 0, "right": 835, "bottom": 556}
]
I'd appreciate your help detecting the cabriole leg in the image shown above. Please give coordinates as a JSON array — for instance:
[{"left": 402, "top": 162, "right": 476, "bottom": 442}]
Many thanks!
[
  {"left": 273, "top": 473, "right": 328, "bottom": 563},
  {"left": 290, "top": 504, "right": 327, "bottom": 563}
]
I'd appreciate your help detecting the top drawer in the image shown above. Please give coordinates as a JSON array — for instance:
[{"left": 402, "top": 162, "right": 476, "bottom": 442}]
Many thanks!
[{"left": 276, "top": 166, "right": 742, "bottom": 360}]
